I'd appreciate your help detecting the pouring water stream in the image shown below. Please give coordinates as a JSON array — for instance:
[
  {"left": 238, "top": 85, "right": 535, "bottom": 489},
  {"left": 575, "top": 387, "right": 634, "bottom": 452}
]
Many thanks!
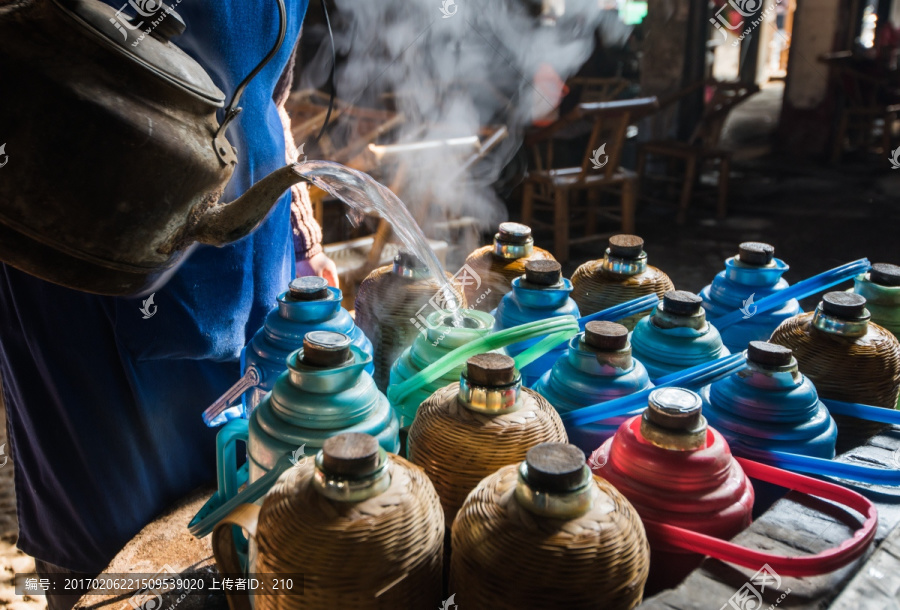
[{"left": 296, "top": 160, "right": 463, "bottom": 318}]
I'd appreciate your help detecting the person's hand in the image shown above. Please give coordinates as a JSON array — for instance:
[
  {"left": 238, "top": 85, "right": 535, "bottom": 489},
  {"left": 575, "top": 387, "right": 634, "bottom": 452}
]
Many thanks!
[{"left": 297, "top": 252, "right": 340, "bottom": 289}]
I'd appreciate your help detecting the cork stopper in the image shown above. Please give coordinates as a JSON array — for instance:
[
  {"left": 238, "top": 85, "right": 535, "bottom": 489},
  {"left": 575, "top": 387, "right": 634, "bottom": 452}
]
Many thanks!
[
  {"left": 524, "top": 443, "right": 587, "bottom": 493},
  {"left": 645, "top": 388, "right": 704, "bottom": 432},
  {"left": 302, "top": 331, "right": 352, "bottom": 367},
  {"left": 608, "top": 234, "right": 644, "bottom": 259},
  {"left": 662, "top": 290, "right": 703, "bottom": 316},
  {"left": 747, "top": 341, "right": 793, "bottom": 367},
  {"left": 821, "top": 292, "right": 867, "bottom": 319},
  {"left": 524, "top": 259, "right": 562, "bottom": 286},
  {"left": 738, "top": 242, "right": 775, "bottom": 266},
  {"left": 321, "top": 433, "right": 381, "bottom": 477},
  {"left": 393, "top": 250, "right": 427, "bottom": 274},
  {"left": 870, "top": 263, "right": 900, "bottom": 287},
  {"left": 584, "top": 321, "right": 629, "bottom": 351},
  {"left": 465, "top": 353, "right": 517, "bottom": 386},
  {"left": 497, "top": 222, "right": 533, "bottom": 244},
  {"left": 288, "top": 276, "right": 330, "bottom": 301}
]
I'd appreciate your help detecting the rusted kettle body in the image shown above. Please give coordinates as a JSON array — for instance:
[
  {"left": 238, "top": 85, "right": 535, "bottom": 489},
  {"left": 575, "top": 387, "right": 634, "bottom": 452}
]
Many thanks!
[
  {"left": 463, "top": 222, "right": 555, "bottom": 312},
  {"left": 0, "top": 0, "right": 307, "bottom": 295},
  {"left": 591, "top": 388, "right": 754, "bottom": 593},
  {"left": 770, "top": 292, "right": 900, "bottom": 451},
  {"left": 450, "top": 443, "right": 650, "bottom": 610},
  {"left": 571, "top": 235, "right": 674, "bottom": 329}
]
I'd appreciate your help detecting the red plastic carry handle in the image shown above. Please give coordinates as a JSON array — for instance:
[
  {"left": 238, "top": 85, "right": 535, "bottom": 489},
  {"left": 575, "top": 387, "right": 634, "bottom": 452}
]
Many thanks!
[{"left": 642, "top": 457, "right": 878, "bottom": 577}]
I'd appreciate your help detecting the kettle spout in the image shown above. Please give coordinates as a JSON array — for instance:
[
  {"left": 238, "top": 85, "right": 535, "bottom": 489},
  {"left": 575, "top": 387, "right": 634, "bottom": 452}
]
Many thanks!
[{"left": 194, "top": 164, "right": 308, "bottom": 247}]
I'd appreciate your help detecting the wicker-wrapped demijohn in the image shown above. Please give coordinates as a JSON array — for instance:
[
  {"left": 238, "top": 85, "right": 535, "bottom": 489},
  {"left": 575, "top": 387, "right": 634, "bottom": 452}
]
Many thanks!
[
  {"left": 354, "top": 251, "right": 466, "bottom": 391},
  {"left": 450, "top": 443, "right": 650, "bottom": 610},
  {"left": 407, "top": 353, "right": 568, "bottom": 524},
  {"left": 213, "top": 433, "right": 445, "bottom": 610},
  {"left": 770, "top": 291, "right": 900, "bottom": 451},
  {"left": 463, "top": 222, "right": 555, "bottom": 312},
  {"left": 630, "top": 290, "right": 730, "bottom": 381},
  {"left": 571, "top": 234, "right": 675, "bottom": 329},
  {"left": 591, "top": 388, "right": 754, "bottom": 594}
]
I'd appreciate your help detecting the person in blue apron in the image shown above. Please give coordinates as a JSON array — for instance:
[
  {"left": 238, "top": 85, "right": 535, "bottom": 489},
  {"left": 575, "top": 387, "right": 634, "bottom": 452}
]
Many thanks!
[{"left": 0, "top": 1, "right": 330, "bottom": 607}]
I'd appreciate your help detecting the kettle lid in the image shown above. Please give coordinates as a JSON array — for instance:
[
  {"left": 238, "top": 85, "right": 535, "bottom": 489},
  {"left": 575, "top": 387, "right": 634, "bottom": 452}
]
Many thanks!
[{"left": 53, "top": 0, "right": 226, "bottom": 106}]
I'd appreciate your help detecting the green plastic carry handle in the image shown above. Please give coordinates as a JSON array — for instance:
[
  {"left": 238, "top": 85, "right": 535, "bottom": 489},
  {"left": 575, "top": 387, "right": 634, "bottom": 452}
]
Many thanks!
[{"left": 387, "top": 315, "right": 580, "bottom": 406}]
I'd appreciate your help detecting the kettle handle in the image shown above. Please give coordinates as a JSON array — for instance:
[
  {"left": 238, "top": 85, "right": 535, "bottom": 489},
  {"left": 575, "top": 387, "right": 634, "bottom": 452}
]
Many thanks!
[
  {"left": 213, "top": 0, "right": 287, "bottom": 162},
  {"left": 212, "top": 503, "right": 260, "bottom": 610},
  {"left": 642, "top": 457, "right": 878, "bottom": 577}
]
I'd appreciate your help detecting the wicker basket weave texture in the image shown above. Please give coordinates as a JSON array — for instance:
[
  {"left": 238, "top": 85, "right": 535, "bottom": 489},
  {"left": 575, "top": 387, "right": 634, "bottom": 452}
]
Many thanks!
[
  {"left": 463, "top": 245, "right": 556, "bottom": 312},
  {"left": 408, "top": 383, "right": 568, "bottom": 525},
  {"left": 355, "top": 265, "right": 466, "bottom": 391},
  {"left": 254, "top": 455, "right": 445, "bottom": 610},
  {"left": 450, "top": 464, "right": 650, "bottom": 610},
  {"left": 570, "top": 261, "right": 674, "bottom": 328},
  {"left": 770, "top": 313, "right": 900, "bottom": 450}
]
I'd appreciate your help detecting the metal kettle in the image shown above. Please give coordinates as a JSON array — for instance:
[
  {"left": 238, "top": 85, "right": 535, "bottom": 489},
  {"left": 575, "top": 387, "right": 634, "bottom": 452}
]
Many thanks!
[{"left": 0, "top": 0, "right": 307, "bottom": 295}]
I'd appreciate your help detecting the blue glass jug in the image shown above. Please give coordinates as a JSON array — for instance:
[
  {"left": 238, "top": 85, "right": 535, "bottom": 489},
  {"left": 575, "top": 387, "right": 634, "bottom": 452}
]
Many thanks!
[
  {"left": 202, "top": 277, "right": 373, "bottom": 425},
  {"left": 699, "top": 242, "right": 801, "bottom": 353},
  {"left": 631, "top": 290, "right": 730, "bottom": 381},
  {"left": 389, "top": 308, "right": 498, "bottom": 427},
  {"left": 492, "top": 260, "right": 580, "bottom": 386},
  {"left": 700, "top": 341, "right": 837, "bottom": 458},
  {"left": 533, "top": 320, "right": 653, "bottom": 453}
]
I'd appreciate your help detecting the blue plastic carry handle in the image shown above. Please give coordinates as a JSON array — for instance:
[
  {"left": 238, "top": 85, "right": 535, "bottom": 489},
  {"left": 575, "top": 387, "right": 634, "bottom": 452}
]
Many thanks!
[
  {"left": 734, "top": 444, "right": 900, "bottom": 486},
  {"left": 576, "top": 294, "right": 660, "bottom": 330},
  {"left": 822, "top": 398, "right": 900, "bottom": 425},
  {"left": 714, "top": 259, "right": 870, "bottom": 330},
  {"left": 562, "top": 352, "right": 747, "bottom": 427}
]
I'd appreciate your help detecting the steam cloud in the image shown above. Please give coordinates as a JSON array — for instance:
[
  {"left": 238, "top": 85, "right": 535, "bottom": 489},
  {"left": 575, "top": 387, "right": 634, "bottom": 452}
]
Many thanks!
[{"left": 301, "top": 0, "right": 632, "bottom": 241}]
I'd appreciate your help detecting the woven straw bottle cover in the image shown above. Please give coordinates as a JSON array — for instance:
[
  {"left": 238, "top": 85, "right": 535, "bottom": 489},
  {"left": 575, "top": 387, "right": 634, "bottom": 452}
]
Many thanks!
[
  {"left": 407, "top": 353, "right": 568, "bottom": 525},
  {"left": 571, "top": 234, "right": 674, "bottom": 327},
  {"left": 213, "top": 433, "right": 444, "bottom": 610},
  {"left": 354, "top": 251, "right": 467, "bottom": 392},
  {"left": 463, "top": 222, "right": 555, "bottom": 312},
  {"left": 450, "top": 442, "right": 650, "bottom": 610},
  {"left": 770, "top": 291, "right": 900, "bottom": 451}
]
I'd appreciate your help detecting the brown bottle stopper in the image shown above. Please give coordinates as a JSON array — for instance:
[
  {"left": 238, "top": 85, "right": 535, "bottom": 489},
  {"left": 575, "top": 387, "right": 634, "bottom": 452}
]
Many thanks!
[
  {"left": 288, "top": 276, "right": 330, "bottom": 301},
  {"left": 498, "top": 222, "right": 533, "bottom": 244},
  {"left": 465, "top": 353, "right": 517, "bottom": 387},
  {"left": 737, "top": 242, "right": 775, "bottom": 266},
  {"left": 662, "top": 290, "right": 703, "bottom": 316},
  {"left": 608, "top": 234, "right": 644, "bottom": 259},
  {"left": 321, "top": 433, "right": 381, "bottom": 477},
  {"left": 870, "top": 263, "right": 900, "bottom": 287},
  {"left": 394, "top": 250, "right": 427, "bottom": 270},
  {"left": 821, "top": 292, "right": 867, "bottom": 319},
  {"left": 524, "top": 443, "right": 587, "bottom": 493},
  {"left": 747, "top": 341, "right": 793, "bottom": 367},
  {"left": 584, "top": 321, "right": 629, "bottom": 351},
  {"left": 303, "top": 331, "right": 352, "bottom": 367},
  {"left": 524, "top": 259, "right": 562, "bottom": 286}
]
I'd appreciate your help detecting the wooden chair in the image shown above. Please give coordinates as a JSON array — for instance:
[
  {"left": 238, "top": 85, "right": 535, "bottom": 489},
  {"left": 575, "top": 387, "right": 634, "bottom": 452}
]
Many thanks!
[
  {"left": 823, "top": 57, "right": 900, "bottom": 162},
  {"left": 521, "top": 97, "right": 659, "bottom": 263},
  {"left": 636, "top": 80, "right": 759, "bottom": 225}
]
